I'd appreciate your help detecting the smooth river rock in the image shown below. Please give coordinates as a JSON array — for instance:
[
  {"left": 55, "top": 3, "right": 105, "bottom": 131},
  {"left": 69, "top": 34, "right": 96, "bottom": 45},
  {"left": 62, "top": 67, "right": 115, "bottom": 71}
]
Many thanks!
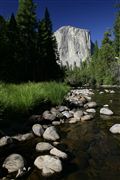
[
  {"left": 12, "top": 133, "right": 34, "bottom": 142},
  {"left": 84, "top": 101, "right": 97, "bottom": 108},
  {"left": 50, "top": 148, "right": 67, "bottom": 159},
  {"left": 34, "top": 155, "right": 62, "bottom": 176},
  {"left": 32, "top": 124, "right": 44, "bottom": 137},
  {"left": 36, "top": 142, "right": 53, "bottom": 152},
  {"left": 43, "top": 110, "right": 56, "bottom": 121},
  {"left": 109, "top": 124, "right": 120, "bottom": 134},
  {"left": 0, "top": 136, "right": 13, "bottom": 147},
  {"left": 81, "top": 114, "right": 94, "bottom": 121},
  {"left": 86, "top": 108, "right": 96, "bottom": 113},
  {"left": 3, "top": 154, "right": 24, "bottom": 173},
  {"left": 43, "top": 126, "right": 60, "bottom": 141},
  {"left": 100, "top": 108, "right": 113, "bottom": 116},
  {"left": 73, "top": 110, "right": 83, "bottom": 120}
]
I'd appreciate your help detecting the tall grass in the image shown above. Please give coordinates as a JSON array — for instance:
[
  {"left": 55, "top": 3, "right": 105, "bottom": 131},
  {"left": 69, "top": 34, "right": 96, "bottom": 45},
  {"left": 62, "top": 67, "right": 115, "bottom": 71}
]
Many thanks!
[{"left": 0, "top": 82, "right": 70, "bottom": 114}]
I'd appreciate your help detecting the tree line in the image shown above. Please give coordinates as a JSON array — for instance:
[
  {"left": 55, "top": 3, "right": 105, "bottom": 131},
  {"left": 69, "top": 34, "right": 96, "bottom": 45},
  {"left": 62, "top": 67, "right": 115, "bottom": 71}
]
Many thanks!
[
  {"left": 0, "top": 0, "right": 64, "bottom": 83},
  {"left": 65, "top": 4, "right": 120, "bottom": 86}
]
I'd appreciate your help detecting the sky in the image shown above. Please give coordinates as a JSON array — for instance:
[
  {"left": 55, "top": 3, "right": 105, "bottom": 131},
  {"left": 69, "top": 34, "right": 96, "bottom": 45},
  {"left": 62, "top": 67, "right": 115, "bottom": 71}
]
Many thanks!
[{"left": 0, "top": 0, "right": 119, "bottom": 45}]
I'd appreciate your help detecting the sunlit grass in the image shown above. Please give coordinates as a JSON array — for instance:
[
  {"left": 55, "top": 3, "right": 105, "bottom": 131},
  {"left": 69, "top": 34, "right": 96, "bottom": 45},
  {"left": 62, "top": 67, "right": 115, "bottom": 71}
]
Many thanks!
[{"left": 0, "top": 82, "right": 70, "bottom": 113}]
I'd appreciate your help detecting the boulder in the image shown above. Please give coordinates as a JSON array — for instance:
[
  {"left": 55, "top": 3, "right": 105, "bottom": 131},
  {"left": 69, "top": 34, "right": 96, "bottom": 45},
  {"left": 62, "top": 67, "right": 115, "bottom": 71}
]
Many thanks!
[
  {"left": 86, "top": 108, "right": 96, "bottom": 113},
  {"left": 3, "top": 154, "right": 24, "bottom": 174},
  {"left": 73, "top": 110, "right": 83, "bottom": 120},
  {"left": 43, "top": 111, "right": 56, "bottom": 121},
  {"left": 43, "top": 126, "right": 60, "bottom": 141},
  {"left": 99, "top": 91, "right": 104, "bottom": 94},
  {"left": 69, "top": 118, "right": 80, "bottom": 123},
  {"left": 52, "top": 121, "right": 61, "bottom": 126},
  {"left": 110, "top": 124, "right": 120, "bottom": 134},
  {"left": 50, "top": 107, "right": 59, "bottom": 116},
  {"left": 100, "top": 108, "right": 113, "bottom": 116},
  {"left": 36, "top": 142, "right": 53, "bottom": 152},
  {"left": 34, "top": 155, "right": 62, "bottom": 176},
  {"left": 0, "top": 136, "right": 13, "bottom": 147},
  {"left": 12, "top": 133, "right": 33, "bottom": 141},
  {"left": 50, "top": 148, "right": 67, "bottom": 159},
  {"left": 84, "top": 101, "right": 97, "bottom": 108},
  {"left": 32, "top": 124, "right": 44, "bottom": 137},
  {"left": 58, "top": 106, "right": 69, "bottom": 112},
  {"left": 110, "top": 90, "right": 115, "bottom": 94},
  {"left": 81, "top": 114, "right": 94, "bottom": 121},
  {"left": 62, "top": 111, "right": 73, "bottom": 119}
]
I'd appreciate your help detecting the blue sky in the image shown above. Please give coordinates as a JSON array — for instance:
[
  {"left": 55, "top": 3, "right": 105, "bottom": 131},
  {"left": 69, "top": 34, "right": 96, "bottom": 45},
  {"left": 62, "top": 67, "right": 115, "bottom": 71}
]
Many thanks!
[{"left": 0, "top": 0, "right": 119, "bottom": 45}]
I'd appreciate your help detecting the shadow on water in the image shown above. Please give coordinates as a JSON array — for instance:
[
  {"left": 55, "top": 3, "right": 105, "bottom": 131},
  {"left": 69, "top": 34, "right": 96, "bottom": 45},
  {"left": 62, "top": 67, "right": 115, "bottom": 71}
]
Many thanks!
[{"left": 0, "top": 88, "right": 120, "bottom": 180}]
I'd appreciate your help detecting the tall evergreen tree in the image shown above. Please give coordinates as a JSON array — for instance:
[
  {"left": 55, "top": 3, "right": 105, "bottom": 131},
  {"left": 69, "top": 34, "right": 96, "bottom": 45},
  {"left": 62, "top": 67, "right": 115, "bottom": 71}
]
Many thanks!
[
  {"left": 114, "top": 4, "right": 120, "bottom": 57},
  {"left": 16, "top": 0, "right": 37, "bottom": 81},
  {"left": 37, "top": 8, "right": 62, "bottom": 81},
  {"left": 7, "top": 13, "right": 19, "bottom": 82},
  {"left": 96, "top": 31, "right": 115, "bottom": 84},
  {"left": 0, "top": 15, "right": 8, "bottom": 80}
]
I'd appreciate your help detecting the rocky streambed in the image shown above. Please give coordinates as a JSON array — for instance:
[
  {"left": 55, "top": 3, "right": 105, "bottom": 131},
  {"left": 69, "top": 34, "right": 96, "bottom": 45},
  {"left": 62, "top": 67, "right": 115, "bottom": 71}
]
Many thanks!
[{"left": 0, "top": 87, "right": 120, "bottom": 180}]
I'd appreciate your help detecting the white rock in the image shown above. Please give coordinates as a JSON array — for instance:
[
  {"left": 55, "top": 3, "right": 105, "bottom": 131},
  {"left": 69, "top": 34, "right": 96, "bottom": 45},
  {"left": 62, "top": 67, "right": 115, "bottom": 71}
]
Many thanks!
[
  {"left": 34, "top": 155, "right": 62, "bottom": 176},
  {"left": 74, "top": 110, "right": 83, "bottom": 120},
  {"left": 99, "top": 91, "right": 104, "bottom": 94},
  {"left": 54, "top": 26, "right": 91, "bottom": 68},
  {"left": 69, "top": 118, "right": 79, "bottom": 123},
  {"left": 103, "top": 104, "right": 109, "bottom": 108},
  {"left": 0, "top": 136, "right": 12, "bottom": 147},
  {"left": 36, "top": 142, "right": 53, "bottom": 152},
  {"left": 110, "top": 124, "right": 120, "bottom": 134},
  {"left": 84, "top": 101, "right": 97, "bottom": 108},
  {"left": 58, "top": 106, "right": 69, "bottom": 112},
  {"left": 3, "top": 154, "right": 24, "bottom": 173},
  {"left": 86, "top": 108, "right": 96, "bottom": 113},
  {"left": 43, "top": 111, "right": 56, "bottom": 121},
  {"left": 62, "top": 111, "right": 73, "bottom": 118},
  {"left": 53, "top": 141, "right": 60, "bottom": 146},
  {"left": 50, "top": 148, "right": 67, "bottom": 159},
  {"left": 105, "top": 89, "right": 109, "bottom": 93},
  {"left": 12, "top": 133, "right": 33, "bottom": 141},
  {"left": 52, "top": 121, "right": 61, "bottom": 126},
  {"left": 100, "top": 108, "right": 113, "bottom": 116},
  {"left": 32, "top": 124, "right": 44, "bottom": 137},
  {"left": 43, "top": 126, "right": 60, "bottom": 141},
  {"left": 81, "top": 114, "right": 94, "bottom": 121},
  {"left": 110, "top": 90, "right": 115, "bottom": 93}
]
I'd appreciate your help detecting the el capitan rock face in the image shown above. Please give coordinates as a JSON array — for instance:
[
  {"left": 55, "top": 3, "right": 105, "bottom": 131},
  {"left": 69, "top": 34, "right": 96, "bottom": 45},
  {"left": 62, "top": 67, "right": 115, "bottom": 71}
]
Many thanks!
[{"left": 54, "top": 26, "right": 91, "bottom": 68}]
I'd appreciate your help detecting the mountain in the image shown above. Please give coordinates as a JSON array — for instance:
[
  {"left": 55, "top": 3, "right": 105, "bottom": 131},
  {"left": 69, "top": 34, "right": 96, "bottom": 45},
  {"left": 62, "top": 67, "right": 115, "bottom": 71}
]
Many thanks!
[{"left": 54, "top": 26, "right": 92, "bottom": 68}]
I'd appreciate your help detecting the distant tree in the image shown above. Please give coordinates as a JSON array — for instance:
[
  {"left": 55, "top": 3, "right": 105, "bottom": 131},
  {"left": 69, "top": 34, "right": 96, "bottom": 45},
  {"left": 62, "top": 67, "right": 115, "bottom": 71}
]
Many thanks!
[
  {"left": 114, "top": 4, "right": 120, "bottom": 57},
  {"left": 101, "top": 31, "right": 115, "bottom": 64}
]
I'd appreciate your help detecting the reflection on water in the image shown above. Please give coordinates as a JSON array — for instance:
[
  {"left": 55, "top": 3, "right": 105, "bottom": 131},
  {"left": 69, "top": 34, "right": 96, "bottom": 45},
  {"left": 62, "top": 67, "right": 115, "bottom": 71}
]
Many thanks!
[{"left": 0, "top": 88, "right": 120, "bottom": 180}]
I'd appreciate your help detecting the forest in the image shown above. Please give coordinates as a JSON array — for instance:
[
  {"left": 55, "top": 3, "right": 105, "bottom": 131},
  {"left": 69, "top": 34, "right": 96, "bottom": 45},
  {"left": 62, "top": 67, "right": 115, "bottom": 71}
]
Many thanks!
[{"left": 0, "top": 0, "right": 119, "bottom": 86}]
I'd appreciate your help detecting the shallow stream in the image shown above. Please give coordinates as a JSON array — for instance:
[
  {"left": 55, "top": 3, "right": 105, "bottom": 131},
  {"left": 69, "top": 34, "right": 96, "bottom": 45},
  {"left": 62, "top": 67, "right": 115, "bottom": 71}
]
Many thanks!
[{"left": 0, "top": 88, "right": 120, "bottom": 180}]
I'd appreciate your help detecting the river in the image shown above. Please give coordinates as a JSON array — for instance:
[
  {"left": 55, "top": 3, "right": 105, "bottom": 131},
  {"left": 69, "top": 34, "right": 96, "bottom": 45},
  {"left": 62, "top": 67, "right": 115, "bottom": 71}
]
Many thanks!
[{"left": 0, "top": 88, "right": 120, "bottom": 180}]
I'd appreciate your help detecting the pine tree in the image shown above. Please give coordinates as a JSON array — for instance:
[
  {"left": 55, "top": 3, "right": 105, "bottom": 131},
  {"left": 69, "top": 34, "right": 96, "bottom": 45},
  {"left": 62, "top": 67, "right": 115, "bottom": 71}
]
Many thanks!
[
  {"left": 0, "top": 15, "right": 8, "bottom": 81},
  {"left": 96, "top": 31, "right": 115, "bottom": 84},
  {"left": 114, "top": 4, "right": 120, "bottom": 57},
  {"left": 37, "top": 8, "right": 63, "bottom": 81},
  {"left": 6, "top": 13, "right": 19, "bottom": 82},
  {"left": 16, "top": 0, "right": 37, "bottom": 81}
]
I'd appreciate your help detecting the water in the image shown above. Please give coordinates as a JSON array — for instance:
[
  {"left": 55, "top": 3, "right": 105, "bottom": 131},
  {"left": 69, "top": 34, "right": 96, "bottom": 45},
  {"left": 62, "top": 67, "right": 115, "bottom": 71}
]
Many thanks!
[{"left": 0, "top": 88, "right": 120, "bottom": 180}]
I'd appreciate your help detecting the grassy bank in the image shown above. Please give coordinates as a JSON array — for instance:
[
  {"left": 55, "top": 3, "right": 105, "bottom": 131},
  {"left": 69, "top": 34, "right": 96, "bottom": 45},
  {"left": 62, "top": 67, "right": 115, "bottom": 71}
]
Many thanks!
[{"left": 0, "top": 82, "right": 70, "bottom": 114}]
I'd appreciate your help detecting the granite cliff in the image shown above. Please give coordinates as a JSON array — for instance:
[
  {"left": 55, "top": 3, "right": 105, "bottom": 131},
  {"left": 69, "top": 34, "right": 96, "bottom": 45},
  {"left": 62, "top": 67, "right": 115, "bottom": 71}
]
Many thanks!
[{"left": 54, "top": 26, "right": 91, "bottom": 68}]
